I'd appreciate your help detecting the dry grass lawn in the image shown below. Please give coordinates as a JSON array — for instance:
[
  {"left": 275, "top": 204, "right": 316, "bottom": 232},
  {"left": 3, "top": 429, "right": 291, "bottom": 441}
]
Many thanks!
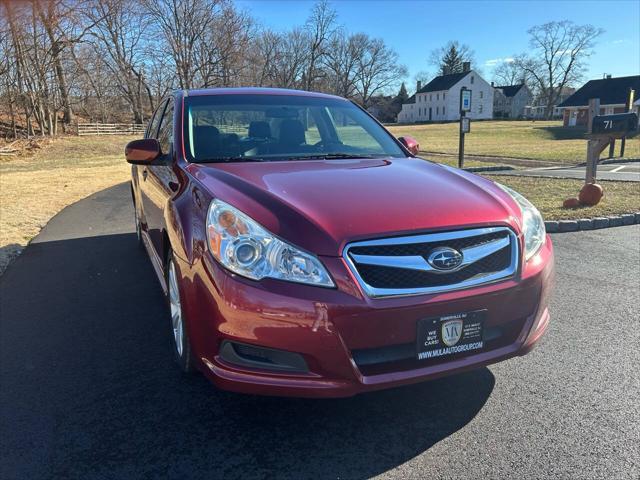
[
  {"left": 487, "top": 175, "right": 640, "bottom": 221},
  {"left": 388, "top": 120, "right": 640, "bottom": 164},
  {"left": 0, "top": 135, "right": 134, "bottom": 274}
]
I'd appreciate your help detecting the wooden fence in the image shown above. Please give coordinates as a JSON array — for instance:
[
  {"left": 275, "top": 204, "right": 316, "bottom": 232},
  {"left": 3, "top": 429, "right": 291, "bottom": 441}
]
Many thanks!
[{"left": 77, "top": 122, "right": 145, "bottom": 136}]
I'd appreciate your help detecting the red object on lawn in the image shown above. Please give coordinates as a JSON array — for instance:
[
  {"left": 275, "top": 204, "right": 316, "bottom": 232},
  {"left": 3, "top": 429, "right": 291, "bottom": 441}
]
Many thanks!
[
  {"left": 563, "top": 197, "right": 581, "bottom": 209},
  {"left": 579, "top": 183, "right": 604, "bottom": 206}
]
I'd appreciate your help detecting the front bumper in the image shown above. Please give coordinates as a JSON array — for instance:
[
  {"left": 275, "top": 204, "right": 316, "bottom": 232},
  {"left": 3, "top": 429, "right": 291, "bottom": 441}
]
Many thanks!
[{"left": 179, "top": 235, "right": 554, "bottom": 398}]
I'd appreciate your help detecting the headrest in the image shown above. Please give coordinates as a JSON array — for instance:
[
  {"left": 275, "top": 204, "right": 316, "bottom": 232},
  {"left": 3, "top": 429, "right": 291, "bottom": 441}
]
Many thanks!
[
  {"left": 248, "top": 121, "right": 271, "bottom": 139},
  {"left": 278, "top": 119, "right": 305, "bottom": 146}
]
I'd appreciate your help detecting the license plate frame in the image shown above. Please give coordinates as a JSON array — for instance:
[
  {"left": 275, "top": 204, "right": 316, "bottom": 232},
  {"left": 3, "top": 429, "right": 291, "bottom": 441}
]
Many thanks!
[{"left": 416, "top": 310, "right": 486, "bottom": 360}]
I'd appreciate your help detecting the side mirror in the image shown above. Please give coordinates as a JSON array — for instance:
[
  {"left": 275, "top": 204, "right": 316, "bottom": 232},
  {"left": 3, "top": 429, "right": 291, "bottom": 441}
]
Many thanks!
[
  {"left": 125, "top": 139, "right": 161, "bottom": 165},
  {"left": 398, "top": 136, "right": 420, "bottom": 156}
]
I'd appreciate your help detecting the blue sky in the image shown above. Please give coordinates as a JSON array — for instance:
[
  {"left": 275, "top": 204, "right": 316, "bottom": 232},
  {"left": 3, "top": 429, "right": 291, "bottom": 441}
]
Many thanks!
[{"left": 237, "top": 0, "right": 640, "bottom": 92}]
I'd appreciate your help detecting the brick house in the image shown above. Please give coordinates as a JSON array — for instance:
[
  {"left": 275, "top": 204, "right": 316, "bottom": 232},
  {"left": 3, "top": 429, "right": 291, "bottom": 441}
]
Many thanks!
[{"left": 558, "top": 75, "right": 640, "bottom": 126}]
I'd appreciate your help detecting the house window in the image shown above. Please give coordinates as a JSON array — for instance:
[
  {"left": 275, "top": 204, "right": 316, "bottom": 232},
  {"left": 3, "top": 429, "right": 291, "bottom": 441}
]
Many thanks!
[
  {"left": 480, "top": 91, "right": 483, "bottom": 99},
  {"left": 443, "top": 93, "right": 446, "bottom": 100},
  {"left": 443, "top": 106, "right": 445, "bottom": 116},
  {"left": 471, "top": 76, "right": 474, "bottom": 84},
  {"left": 436, "top": 106, "right": 439, "bottom": 115},
  {"left": 430, "top": 94, "right": 432, "bottom": 101},
  {"left": 437, "top": 93, "right": 439, "bottom": 100},
  {"left": 479, "top": 104, "right": 483, "bottom": 113},
  {"left": 418, "top": 108, "right": 421, "bottom": 116}
]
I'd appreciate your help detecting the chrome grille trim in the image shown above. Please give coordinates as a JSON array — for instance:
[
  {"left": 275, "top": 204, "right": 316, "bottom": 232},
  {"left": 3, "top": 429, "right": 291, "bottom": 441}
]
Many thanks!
[{"left": 343, "top": 227, "right": 519, "bottom": 298}]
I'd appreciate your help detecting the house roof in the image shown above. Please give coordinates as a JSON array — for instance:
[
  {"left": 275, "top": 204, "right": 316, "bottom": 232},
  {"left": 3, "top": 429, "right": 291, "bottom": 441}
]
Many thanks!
[
  {"left": 404, "top": 94, "right": 416, "bottom": 104},
  {"left": 558, "top": 75, "right": 640, "bottom": 107},
  {"left": 495, "top": 84, "right": 525, "bottom": 97},
  {"left": 417, "top": 71, "right": 470, "bottom": 93}
]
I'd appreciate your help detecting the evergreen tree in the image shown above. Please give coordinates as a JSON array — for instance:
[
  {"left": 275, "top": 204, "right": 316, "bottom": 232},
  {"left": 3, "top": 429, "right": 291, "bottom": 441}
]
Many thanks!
[
  {"left": 440, "top": 44, "right": 464, "bottom": 75},
  {"left": 390, "top": 82, "right": 409, "bottom": 119},
  {"left": 429, "top": 41, "right": 474, "bottom": 76},
  {"left": 395, "top": 82, "right": 409, "bottom": 104}
]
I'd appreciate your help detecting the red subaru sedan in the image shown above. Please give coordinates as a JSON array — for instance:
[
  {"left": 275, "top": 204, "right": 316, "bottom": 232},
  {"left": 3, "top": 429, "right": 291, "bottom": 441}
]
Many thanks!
[{"left": 126, "top": 88, "right": 554, "bottom": 398}]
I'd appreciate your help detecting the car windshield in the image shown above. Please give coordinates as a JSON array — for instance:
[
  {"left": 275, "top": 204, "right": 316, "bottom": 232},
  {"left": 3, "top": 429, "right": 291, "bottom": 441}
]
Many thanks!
[{"left": 183, "top": 94, "right": 406, "bottom": 162}]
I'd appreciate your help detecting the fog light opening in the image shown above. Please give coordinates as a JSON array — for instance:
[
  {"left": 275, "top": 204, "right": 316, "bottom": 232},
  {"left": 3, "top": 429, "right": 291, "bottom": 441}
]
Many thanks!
[{"left": 219, "top": 341, "right": 308, "bottom": 373}]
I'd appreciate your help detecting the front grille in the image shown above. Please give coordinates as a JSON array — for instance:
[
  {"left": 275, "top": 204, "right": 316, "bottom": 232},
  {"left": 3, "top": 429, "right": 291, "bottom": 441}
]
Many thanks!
[{"left": 344, "top": 227, "right": 518, "bottom": 297}]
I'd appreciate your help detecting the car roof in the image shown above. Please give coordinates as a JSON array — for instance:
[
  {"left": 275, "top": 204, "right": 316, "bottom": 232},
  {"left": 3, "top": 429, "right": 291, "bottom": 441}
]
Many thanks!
[{"left": 182, "top": 87, "right": 348, "bottom": 101}]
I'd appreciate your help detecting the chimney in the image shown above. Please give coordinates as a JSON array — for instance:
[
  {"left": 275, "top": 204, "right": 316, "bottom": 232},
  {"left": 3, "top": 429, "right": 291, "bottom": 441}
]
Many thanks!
[
  {"left": 491, "top": 81, "right": 494, "bottom": 87},
  {"left": 462, "top": 62, "right": 471, "bottom": 73},
  {"left": 417, "top": 80, "right": 422, "bottom": 92},
  {"left": 606, "top": 74, "right": 612, "bottom": 79}
]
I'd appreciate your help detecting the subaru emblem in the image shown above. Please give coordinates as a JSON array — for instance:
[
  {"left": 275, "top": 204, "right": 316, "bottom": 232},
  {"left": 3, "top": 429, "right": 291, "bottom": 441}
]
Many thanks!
[{"left": 427, "top": 247, "right": 463, "bottom": 271}]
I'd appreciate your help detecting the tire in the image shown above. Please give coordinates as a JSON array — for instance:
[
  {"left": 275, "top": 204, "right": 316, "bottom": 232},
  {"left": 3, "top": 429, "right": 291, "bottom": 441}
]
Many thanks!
[{"left": 166, "top": 251, "right": 193, "bottom": 373}]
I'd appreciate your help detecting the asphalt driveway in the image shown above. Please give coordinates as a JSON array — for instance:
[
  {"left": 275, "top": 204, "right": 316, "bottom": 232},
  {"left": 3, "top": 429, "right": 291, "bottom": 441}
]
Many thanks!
[
  {"left": 492, "top": 161, "right": 640, "bottom": 182},
  {"left": 1, "top": 183, "right": 638, "bottom": 479}
]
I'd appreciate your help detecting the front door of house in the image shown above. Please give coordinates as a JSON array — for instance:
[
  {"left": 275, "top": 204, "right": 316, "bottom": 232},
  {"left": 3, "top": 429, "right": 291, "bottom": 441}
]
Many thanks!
[{"left": 429, "top": 108, "right": 432, "bottom": 121}]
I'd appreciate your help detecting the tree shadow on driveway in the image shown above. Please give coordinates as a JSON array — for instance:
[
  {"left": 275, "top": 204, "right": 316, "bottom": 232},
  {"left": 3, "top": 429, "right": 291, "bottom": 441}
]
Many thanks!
[{"left": 0, "top": 184, "right": 495, "bottom": 479}]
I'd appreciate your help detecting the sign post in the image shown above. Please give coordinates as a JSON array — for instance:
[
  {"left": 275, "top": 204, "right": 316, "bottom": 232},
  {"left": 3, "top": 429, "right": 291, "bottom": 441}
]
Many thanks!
[
  {"left": 586, "top": 98, "right": 604, "bottom": 184},
  {"left": 620, "top": 88, "right": 635, "bottom": 157},
  {"left": 458, "top": 87, "right": 471, "bottom": 168}
]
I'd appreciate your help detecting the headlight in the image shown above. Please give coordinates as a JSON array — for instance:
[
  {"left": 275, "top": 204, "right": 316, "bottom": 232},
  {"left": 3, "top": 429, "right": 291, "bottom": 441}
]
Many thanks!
[
  {"left": 495, "top": 183, "right": 546, "bottom": 260},
  {"left": 206, "top": 199, "right": 334, "bottom": 287}
]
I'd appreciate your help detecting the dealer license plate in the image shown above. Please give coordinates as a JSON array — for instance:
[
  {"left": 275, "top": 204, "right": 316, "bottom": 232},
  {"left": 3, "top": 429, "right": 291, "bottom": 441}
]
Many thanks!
[{"left": 416, "top": 310, "right": 486, "bottom": 360}]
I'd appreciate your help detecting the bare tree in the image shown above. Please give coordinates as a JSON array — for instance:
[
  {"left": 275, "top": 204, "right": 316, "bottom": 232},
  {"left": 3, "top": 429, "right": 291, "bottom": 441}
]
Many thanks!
[
  {"left": 4, "top": 0, "right": 62, "bottom": 136},
  {"left": 204, "top": 3, "right": 254, "bottom": 87},
  {"left": 412, "top": 70, "right": 431, "bottom": 92},
  {"left": 0, "top": 0, "right": 410, "bottom": 136},
  {"left": 513, "top": 20, "right": 603, "bottom": 118},
  {"left": 85, "top": 0, "right": 153, "bottom": 123},
  {"left": 323, "top": 31, "right": 363, "bottom": 97},
  {"left": 144, "top": 0, "right": 222, "bottom": 89},
  {"left": 303, "top": 0, "right": 337, "bottom": 91},
  {"left": 274, "top": 28, "right": 310, "bottom": 89},
  {"left": 354, "top": 35, "right": 407, "bottom": 108}
]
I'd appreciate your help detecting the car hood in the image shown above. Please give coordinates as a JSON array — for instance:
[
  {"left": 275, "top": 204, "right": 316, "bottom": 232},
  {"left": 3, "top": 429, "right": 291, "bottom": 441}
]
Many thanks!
[{"left": 187, "top": 158, "right": 522, "bottom": 256}]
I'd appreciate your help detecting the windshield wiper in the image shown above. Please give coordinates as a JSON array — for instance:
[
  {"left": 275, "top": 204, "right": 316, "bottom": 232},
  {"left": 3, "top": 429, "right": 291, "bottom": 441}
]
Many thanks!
[
  {"left": 196, "top": 156, "right": 266, "bottom": 163},
  {"left": 286, "top": 153, "right": 378, "bottom": 160}
]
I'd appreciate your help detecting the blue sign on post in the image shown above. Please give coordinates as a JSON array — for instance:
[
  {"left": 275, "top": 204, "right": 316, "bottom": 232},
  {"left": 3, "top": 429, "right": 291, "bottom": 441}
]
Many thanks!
[{"left": 461, "top": 89, "right": 472, "bottom": 112}]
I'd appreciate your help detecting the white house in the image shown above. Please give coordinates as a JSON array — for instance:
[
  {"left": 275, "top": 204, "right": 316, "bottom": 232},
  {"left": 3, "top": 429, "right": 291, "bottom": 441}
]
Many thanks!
[
  {"left": 397, "top": 64, "right": 494, "bottom": 123},
  {"left": 492, "top": 83, "right": 532, "bottom": 119}
]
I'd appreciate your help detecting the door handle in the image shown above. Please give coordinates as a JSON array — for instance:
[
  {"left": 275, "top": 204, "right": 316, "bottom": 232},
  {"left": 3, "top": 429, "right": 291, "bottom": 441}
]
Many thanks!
[{"left": 142, "top": 168, "right": 148, "bottom": 181}]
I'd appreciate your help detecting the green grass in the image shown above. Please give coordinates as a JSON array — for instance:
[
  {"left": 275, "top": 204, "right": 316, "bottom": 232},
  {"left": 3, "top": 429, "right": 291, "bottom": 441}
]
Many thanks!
[
  {"left": 485, "top": 175, "right": 640, "bottom": 221},
  {"left": 387, "top": 120, "right": 640, "bottom": 164}
]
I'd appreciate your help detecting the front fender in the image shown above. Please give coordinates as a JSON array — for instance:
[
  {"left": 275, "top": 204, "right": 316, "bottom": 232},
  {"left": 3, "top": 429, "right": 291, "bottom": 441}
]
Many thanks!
[{"left": 164, "top": 181, "right": 210, "bottom": 265}]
